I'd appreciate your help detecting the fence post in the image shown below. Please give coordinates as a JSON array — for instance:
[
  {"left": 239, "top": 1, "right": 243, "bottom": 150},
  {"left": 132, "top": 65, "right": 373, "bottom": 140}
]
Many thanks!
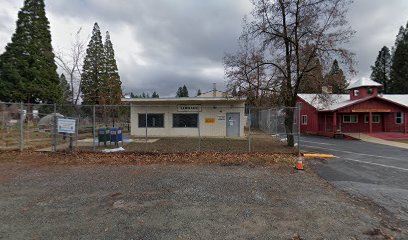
[
  {"left": 52, "top": 103, "right": 57, "bottom": 152},
  {"left": 93, "top": 106, "right": 96, "bottom": 151},
  {"left": 19, "top": 102, "right": 24, "bottom": 151},
  {"left": 297, "top": 105, "right": 301, "bottom": 156},
  {"left": 248, "top": 107, "right": 251, "bottom": 152},
  {"left": 145, "top": 106, "right": 148, "bottom": 152},
  {"left": 198, "top": 110, "right": 201, "bottom": 152}
]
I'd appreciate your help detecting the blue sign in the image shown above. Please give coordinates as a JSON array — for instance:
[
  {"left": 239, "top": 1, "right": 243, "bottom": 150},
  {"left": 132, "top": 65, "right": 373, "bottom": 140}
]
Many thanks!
[{"left": 57, "top": 118, "right": 76, "bottom": 133}]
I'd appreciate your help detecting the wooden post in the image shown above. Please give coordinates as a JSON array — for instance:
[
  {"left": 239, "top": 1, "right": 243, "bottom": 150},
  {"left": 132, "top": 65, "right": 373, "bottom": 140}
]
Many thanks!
[
  {"left": 333, "top": 112, "right": 337, "bottom": 134},
  {"left": 405, "top": 112, "right": 407, "bottom": 133}
]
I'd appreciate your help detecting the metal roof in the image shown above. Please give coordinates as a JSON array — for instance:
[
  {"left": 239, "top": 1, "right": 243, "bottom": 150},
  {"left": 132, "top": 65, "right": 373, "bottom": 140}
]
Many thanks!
[{"left": 347, "top": 78, "right": 382, "bottom": 90}]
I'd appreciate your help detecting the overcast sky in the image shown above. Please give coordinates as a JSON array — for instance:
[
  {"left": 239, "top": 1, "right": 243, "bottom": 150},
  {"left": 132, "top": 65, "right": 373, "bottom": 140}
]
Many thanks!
[{"left": 1, "top": 0, "right": 408, "bottom": 97}]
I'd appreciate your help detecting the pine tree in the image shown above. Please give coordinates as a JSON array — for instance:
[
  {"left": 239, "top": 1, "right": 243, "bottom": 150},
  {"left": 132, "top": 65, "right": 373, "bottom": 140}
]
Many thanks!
[
  {"left": 81, "top": 23, "right": 105, "bottom": 105},
  {"left": 182, "top": 85, "right": 189, "bottom": 97},
  {"left": 298, "top": 57, "right": 324, "bottom": 94},
  {"left": 196, "top": 89, "right": 202, "bottom": 96},
  {"left": 176, "top": 87, "right": 183, "bottom": 97},
  {"left": 130, "top": 92, "right": 135, "bottom": 98},
  {"left": 326, "top": 60, "right": 347, "bottom": 94},
  {"left": 390, "top": 22, "right": 408, "bottom": 93},
  {"left": 370, "top": 46, "right": 391, "bottom": 93},
  {"left": 0, "top": 0, "right": 60, "bottom": 103},
  {"left": 142, "top": 92, "right": 146, "bottom": 98},
  {"left": 103, "top": 31, "right": 122, "bottom": 105},
  {"left": 59, "top": 74, "right": 72, "bottom": 104},
  {"left": 152, "top": 91, "right": 159, "bottom": 98}
]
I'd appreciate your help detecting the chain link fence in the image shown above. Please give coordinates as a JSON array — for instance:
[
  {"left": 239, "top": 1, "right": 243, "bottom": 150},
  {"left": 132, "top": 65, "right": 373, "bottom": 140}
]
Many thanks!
[{"left": 0, "top": 102, "right": 299, "bottom": 154}]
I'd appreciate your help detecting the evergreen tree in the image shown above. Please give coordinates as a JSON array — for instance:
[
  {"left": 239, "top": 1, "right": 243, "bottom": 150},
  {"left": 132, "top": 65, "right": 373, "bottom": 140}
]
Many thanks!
[
  {"left": 130, "top": 92, "right": 135, "bottom": 98},
  {"left": 326, "top": 60, "right": 347, "bottom": 94},
  {"left": 142, "top": 92, "right": 146, "bottom": 98},
  {"left": 176, "top": 87, "right": 183, "bottom": 97},
  {"left": 298, "top": 55, "right": 325, "bottom": 94},
  {"left": 81, "top": 23, "right": 105, "bottom": 105},
  {"left": 182, "top": 85, "right": 189, "bottom": 97},
  {"left": 0, "top": 0, "right": 60, "bottom": 103},
  {"left": 176, "top": 85, "right": 189, "bottom": 97},
  {"left": 390, "top": 22, "right": 408, "bottom": 93},
  {"left": 103, "top": 31, "right": 122, "bottom": 105},
  {"left": 152, "top": 91, "right": 159, "bottom": 98},
  {"left": 196, "top": 89, "right": 202, "bottom": 96},
  {"left": 59, "top": 73, "right": 72, "bottom": 104},
  {"left": 370, "top": 46, "right": 391, "bottom": 93}
]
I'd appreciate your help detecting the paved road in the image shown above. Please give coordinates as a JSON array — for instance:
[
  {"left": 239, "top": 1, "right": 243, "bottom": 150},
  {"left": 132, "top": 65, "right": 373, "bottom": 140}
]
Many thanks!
[{"left": 300, "top": 135, "right": 408, "bottom": 225}]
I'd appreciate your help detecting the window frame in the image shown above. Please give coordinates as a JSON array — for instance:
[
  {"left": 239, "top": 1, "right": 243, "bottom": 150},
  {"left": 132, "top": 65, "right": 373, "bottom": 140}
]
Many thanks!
[
  {"left": 395, "top": 112, "right": 404, "bottom": 124},
  {"left": 364, "top": 114, "right": 380, "bottom": 124},
  {"left": 367, "top": 87, "right": 373, "bottom": 95},
  {"left": 343, "top": 115, "right": 358, "bottom": 123},
  {"left": 172, "top": 113, "right": 199, "bottom": 128},
  {"left": 301, "top": 115, "right": 308, "bottom": 125},
  {"left": 138, "top": 113, "right": 165, "bottom": 128},
  {"left": 353, "top": 89, "right": 359, "bottom": 96}
]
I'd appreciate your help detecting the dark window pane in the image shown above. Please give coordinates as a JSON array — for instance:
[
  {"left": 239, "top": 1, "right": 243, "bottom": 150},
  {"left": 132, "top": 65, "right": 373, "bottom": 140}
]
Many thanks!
[
  {"left": 138, "top": 114, "right": 164, "bottom": 128},
  {"left": 173, "top": 114, "right": 198, "bottom": 128}
]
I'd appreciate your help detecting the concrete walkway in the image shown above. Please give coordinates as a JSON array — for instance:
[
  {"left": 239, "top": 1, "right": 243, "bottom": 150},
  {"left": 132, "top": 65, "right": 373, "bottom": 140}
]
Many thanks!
[{"left": 344, "top": 133, "right": 408, "bottom": 149}]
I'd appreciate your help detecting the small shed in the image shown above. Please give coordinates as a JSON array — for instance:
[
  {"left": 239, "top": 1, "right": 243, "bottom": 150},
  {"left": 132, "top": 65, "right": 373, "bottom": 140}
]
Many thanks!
[{"left": 122, "top": 97, "right": 246, "bottom": 138}]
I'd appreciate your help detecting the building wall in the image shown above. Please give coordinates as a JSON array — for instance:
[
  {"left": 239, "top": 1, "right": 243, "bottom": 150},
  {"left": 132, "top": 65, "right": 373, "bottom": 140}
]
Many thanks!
[
  {"left": 338, "top": 98, "right": 407, "bottom": 133},
  {"left": 349, "top": 86, "right": 379, "bottom": 100},
  {"left": 297, "top": 96, "right": 408, "bottom": 134},
  {"left": 297, "top": 97, "right": 319, "bottom": 134},
  {"left": 130, "top": 103, "right": 245, "bottom": 137}
]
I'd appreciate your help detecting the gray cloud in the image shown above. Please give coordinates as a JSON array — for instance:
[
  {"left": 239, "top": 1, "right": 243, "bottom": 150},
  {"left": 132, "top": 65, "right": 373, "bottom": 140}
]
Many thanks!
[
  {"left": 347, "top": 0, "right": 408, "bottom": 81},
  {"left": 1, "top": 0, "right": 407, "bottom": 96}
]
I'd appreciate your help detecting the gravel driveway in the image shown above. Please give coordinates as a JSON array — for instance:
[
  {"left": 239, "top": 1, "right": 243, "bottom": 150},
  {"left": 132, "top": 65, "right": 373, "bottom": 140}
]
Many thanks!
[{"left": 0, "top": 155, "right": 403, "bottom": 239}]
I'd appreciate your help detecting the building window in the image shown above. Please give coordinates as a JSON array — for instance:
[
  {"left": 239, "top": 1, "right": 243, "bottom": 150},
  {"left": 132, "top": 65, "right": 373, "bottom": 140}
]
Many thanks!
[
  {"left": 396, "top": 112, "right": 404, "bottom": 124},
  {"left": 138, "top": 114, "right": 164, "bottom": 128},
  {"left": 353, "top": 89, "right": 359, "bottom": 96},
  {"left": 364, "top": 114, "right": 380, "bottom": 123},
  {"left": 301, "top": 115, "right": 308, "bottom": 125},
  {"left": 343, "top": 115, "right": 358, "bottom": 123},
  {"left": 367, "top": 87, "right": 373, "bottom": 95},
  {"left": 173, "top": 114, "right": 198, "bottom": 128}
]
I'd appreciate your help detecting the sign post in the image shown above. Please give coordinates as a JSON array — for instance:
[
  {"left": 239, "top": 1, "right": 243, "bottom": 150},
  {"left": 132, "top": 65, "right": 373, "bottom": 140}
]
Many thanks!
[{"left": 57, "top": 118, "right": 76, "bottom": 151}]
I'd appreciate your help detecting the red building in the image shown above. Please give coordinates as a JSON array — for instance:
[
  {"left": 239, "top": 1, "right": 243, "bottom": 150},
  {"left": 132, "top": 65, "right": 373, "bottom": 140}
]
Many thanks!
[{"left": 296, "top": 78, "right": 408, "bottom": 136}]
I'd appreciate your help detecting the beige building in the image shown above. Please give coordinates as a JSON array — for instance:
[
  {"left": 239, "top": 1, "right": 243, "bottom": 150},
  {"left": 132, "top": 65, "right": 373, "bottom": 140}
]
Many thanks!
[{"left": 122, "top": 97, "right": 246, "bottom": 138}]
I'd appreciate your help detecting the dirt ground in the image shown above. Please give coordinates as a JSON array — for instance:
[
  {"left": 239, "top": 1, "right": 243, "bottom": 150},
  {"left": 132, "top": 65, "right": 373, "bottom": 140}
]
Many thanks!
[
  {"left": 0, "top": 152, "right": 404, "bottom": 239},
  {"left": 80, "top": 134, "right": 296, "bottom": 154}
]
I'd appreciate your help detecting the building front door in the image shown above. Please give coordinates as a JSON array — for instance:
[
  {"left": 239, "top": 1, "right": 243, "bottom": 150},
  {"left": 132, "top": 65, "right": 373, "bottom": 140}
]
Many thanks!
[{"left": 226, "top": 113, "right": 240, "bottom": 137}]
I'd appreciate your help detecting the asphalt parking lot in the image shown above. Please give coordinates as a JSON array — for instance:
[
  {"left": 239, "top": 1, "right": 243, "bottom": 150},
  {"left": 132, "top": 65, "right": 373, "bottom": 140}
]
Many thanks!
[
  {"left": 301, "top": 135, "right": 408, "bottom": 229},
  {"left": 0, "top": 152, "right": 402, "bottom": 239}
]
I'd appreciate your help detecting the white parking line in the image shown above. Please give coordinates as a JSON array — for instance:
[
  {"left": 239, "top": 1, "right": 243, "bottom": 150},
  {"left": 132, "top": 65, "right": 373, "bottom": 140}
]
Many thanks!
[
  {"left": 339, "top": 157, "right": 408, "bottom": 172},
  {"left": 302, "top": 144, "right": 406, "bottom": 161}
]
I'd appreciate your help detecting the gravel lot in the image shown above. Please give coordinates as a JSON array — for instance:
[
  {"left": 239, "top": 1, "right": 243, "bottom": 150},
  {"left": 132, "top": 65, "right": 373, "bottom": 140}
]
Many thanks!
[{"left": 0, "top": 153, "right": 403, "bottom": 239}]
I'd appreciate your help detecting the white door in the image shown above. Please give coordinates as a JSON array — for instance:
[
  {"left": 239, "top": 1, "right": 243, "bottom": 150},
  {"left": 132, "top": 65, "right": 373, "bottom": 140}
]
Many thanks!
[{"left": 226, "top": 113, "right": 240, "bottom": 137}]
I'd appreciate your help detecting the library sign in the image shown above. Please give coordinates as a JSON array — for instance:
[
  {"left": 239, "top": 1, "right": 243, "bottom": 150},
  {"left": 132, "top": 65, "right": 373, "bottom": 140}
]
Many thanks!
[{"left": 177, "top": 105, "right": 202, "bottom": 112}]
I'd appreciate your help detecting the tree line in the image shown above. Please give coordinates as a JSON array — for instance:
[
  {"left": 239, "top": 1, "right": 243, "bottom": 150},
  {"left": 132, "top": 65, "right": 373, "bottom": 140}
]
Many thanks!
[
  {"left": 0, "top": 0, "right": 122, "bottom": 105},
  {"left": 370, "top": 22, "right": 408, "bottom": 94}
]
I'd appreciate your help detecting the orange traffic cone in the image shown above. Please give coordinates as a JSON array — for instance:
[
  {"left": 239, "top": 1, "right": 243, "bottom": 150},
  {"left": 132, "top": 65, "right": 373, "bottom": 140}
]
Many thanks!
[{"left": 295, "top": 153, "right": 304, "bottom": 170}]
